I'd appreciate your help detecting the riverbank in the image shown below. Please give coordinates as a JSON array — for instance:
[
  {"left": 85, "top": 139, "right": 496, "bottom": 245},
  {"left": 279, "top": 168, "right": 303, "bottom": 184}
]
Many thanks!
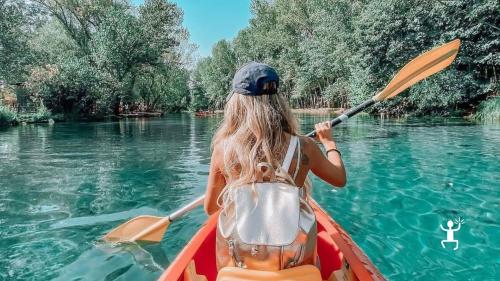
[
  {"left": 291, "top": 108, "right": 345, "bottom": 115},
  {"left": 2, "top": 103, "right": 499, "bottom": 129},
  {"left": 207, "top": 108, "right": 346, "bottom": 115}
]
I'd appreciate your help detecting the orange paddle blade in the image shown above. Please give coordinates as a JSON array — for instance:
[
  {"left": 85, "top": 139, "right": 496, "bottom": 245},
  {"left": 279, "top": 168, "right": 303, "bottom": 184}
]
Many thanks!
[
  {"left": 102, "top": 215, "right": 170, "bottom": 243},
  {"left": 102, "top": 195, "right": 205, "bottom": 244},
  {"left": 373, "top": 39, "right": 461, "bottom": 101}
]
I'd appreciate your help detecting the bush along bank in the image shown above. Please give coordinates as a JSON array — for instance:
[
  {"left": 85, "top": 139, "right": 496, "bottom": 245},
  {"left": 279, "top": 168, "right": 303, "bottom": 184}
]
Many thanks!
[
  {"left": 0, "top": 106, "right": 18, "bottom": 127},
  {"left": 472, "top": 96, "right": 500, "bottom": 122},
  {"left": 0, "top": 105, "right": 59, "bottom": 128}
]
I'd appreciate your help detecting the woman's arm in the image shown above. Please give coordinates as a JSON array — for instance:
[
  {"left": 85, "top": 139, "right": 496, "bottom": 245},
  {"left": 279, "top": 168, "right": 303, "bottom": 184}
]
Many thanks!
[
  {"left": 204, "top": 143, "right": 226, "bottom": 215},
  {"left": 306, "top": 121, "right": 346, "bottom": 187}
]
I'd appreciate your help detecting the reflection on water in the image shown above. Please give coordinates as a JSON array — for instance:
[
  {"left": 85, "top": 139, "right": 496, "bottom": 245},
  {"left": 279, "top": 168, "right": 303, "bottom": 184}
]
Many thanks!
[{"left": 0, "top": 114, "right": 498, "bottom": 281}]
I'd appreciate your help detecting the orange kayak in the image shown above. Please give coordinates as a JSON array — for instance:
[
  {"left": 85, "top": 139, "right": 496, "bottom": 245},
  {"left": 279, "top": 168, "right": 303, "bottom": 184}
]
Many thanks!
[{"left": 158, "top": 199, "right": 385, "bottom": 281}]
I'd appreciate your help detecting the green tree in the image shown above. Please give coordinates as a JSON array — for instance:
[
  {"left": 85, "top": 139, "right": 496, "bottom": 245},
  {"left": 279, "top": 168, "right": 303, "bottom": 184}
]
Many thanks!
[
  {"left": 195, "top": 40, "right": 236, "bottom": 109},
  {"left": 195, "top": 0, "right": 498, "bottom": 116},
  {"left": 0, "top": 0, "right": 31, "bottom": 83},
  {"left": 349, "top": 0, "right": 498, "bottom": 114},
  {"left": 189, "top": 58, "right": 211, "bottom": 111},
  {"left": 21, "top": 0, "right": 191, "bottom": 117}
]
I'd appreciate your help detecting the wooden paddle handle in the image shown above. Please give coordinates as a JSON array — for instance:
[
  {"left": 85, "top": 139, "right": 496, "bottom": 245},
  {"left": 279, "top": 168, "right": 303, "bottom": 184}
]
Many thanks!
[{"left": 306, "top": 98, "right": 376, "bottom": 138}]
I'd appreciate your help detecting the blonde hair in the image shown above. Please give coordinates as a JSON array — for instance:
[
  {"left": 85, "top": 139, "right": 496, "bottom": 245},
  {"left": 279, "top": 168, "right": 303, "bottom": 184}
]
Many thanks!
[{"left": 212, "top": 90, "right": 299, "bottom": 187}]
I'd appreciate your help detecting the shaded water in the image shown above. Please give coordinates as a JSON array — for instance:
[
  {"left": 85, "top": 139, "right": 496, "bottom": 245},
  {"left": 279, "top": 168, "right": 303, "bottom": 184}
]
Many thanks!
[{"left": 0, "top": 114, "right": 498, "bottom": 281}]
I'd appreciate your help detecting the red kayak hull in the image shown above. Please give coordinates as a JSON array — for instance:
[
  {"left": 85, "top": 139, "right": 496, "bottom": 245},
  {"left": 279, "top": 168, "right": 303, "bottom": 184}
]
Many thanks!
[{"left": 158, "top": 199, "right": 385, "bottom": 281}]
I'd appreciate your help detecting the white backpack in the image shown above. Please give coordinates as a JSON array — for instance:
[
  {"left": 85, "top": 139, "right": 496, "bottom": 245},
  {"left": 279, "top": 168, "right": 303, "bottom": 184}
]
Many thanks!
[{"left": 216, "top": 136, "right": 317, "bottom": 271}]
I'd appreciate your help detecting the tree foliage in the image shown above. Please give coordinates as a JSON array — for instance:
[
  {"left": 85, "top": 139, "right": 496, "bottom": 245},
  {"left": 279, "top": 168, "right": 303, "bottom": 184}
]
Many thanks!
[
  {"left": 0, "top": 0, "right": 36, "bottom": 83},
  {"left": 2, "top": 0, "right": 498, "bottom": 117},
  {"left": 0, "top": 105, "right": 17, "bottom": 126},
  {"left": 1, "top": 0, "right": 191, "bottom": 118},
  {"left": 192, "top": 0, "right": 499, "bottom": 115}
]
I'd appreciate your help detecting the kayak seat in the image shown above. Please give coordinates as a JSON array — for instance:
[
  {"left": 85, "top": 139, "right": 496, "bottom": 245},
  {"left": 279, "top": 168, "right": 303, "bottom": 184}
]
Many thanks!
[{"left": 216, "top": 265, "right": 322, "bottom": 281}]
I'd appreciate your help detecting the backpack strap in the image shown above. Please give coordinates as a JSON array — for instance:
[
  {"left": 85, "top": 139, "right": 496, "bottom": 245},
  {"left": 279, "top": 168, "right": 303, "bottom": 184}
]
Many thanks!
[
  {"left": 282, "top": 135, "right": 298, "bottom": 171},
  {"left": 292, "top": 138, "right": 301, "bottom": 180}
]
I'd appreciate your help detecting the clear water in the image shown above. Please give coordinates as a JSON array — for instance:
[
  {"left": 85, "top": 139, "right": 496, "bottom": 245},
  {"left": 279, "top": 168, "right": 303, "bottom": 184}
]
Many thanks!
[{"left": 0, "top": 114, "right": 498, "bottom": 281}]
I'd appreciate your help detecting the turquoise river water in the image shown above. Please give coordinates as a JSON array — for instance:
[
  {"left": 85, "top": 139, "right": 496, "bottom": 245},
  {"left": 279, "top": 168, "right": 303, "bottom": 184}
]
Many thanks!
[{"left": 0, "top": 114, "right": 498, "bottom": 281}]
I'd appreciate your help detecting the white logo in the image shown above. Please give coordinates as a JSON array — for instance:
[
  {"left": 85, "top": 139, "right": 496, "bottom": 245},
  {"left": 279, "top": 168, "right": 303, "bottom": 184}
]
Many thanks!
[{"left": 440, "top": 217, "right": 464, "bottom": 250}]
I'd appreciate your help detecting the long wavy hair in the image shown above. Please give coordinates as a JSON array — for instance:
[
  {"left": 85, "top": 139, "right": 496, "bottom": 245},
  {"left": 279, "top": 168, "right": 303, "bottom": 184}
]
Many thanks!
[{"left": 212, "top": 86, "right": 299, "bottom": 187}]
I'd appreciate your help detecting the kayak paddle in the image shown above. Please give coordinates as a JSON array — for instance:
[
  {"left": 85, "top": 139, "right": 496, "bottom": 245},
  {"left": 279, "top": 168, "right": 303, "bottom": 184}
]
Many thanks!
[
  {"left": 102, "top": 195, "right": 205, "bottom": 243},
  {"left": 103, "top": 39, "right": 461, "bottom": 243},
  {"left": 307, "top": 39, "right": 461, "bottom": 137}
]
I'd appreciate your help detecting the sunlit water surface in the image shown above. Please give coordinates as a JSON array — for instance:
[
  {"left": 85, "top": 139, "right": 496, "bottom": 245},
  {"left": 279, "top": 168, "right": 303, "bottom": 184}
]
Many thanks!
[{"left": 0, "top": 114, "right": 498, "bottom": 281}]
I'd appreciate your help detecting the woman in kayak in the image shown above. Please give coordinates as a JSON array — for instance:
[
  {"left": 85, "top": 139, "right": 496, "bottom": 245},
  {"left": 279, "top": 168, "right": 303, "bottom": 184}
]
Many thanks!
[{"left": 204, "top": 62, "right": 346, "bottom": 271}]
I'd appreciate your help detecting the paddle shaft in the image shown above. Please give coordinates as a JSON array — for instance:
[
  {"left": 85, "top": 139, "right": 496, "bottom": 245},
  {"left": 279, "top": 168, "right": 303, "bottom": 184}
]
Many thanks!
[
  {"left": 306, "top": 98, "right": 376, "bottom": 137},
  {"left": 129, "top": 195, "right": 205, "bottom": 241},
  {"left": 169, "top": 195, "right": 206, "bottom": 221}
]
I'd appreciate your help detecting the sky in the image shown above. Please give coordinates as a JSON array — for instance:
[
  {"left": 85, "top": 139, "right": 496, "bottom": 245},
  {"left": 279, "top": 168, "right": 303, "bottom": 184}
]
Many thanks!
[{"left": 132, "top": 0, "right": 252, "bottom": 58}]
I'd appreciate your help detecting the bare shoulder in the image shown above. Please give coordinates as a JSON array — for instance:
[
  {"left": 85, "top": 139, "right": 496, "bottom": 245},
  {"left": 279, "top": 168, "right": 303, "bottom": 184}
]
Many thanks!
[
  {"left": 210, "top": 141, "right": 225, "bottom": 167},
  {"left": 212, "top": 140, "right": 223, "bottom": 154},
  {"left": 298, "top": 135, "right": 321, "bottom": 164},
  {"left": 298, "top": 135, "right": 319, "bottom": 154},
  {"left": 300, "top": 136, "right": 322, "bottom": 161}
]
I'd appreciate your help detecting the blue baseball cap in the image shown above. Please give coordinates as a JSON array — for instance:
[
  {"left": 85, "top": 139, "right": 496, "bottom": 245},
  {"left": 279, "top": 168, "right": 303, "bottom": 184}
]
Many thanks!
[{"left": 227, "top": 62, "right": 279, "bottom": 101}]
